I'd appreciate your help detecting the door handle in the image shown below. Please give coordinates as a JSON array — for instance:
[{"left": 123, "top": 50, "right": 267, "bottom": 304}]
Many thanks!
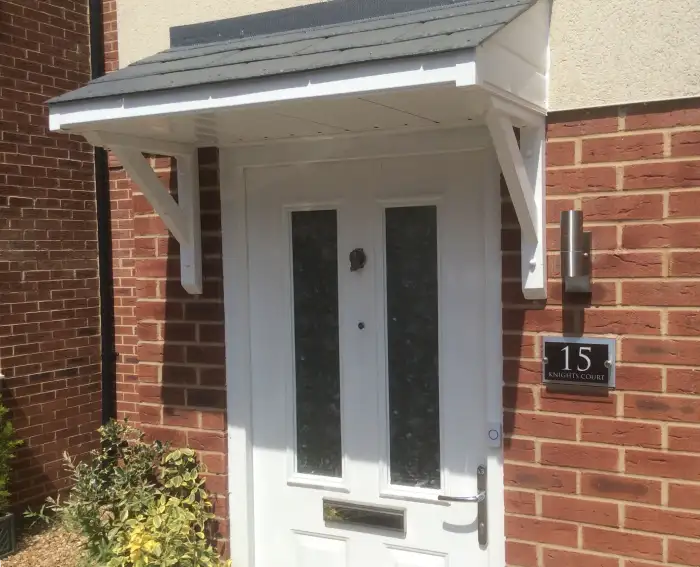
[
  {"left": 437, "top": 491, "right": 485, "bottom": 503},
  {"left": 437, "top": 465, "right": 488, "bottom": 547}
]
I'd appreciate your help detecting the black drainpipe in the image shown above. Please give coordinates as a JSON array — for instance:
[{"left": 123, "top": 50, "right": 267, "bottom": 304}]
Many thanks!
[{"left": 89, "top": 0, "right": 117, "bottom": 424}]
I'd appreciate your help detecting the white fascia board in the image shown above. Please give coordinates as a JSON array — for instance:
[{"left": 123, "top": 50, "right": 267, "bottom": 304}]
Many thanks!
[{"left": 49, "top": 50, "right": 477, "bottom": 132}]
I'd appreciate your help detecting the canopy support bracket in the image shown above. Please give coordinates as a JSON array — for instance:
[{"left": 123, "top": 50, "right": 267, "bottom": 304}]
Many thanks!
[
  {"left": 485, "top": 95, "right": 547, "bottom": 300},
  {"left": 87, "top": 132, "right": 203, "bottom": 295}
]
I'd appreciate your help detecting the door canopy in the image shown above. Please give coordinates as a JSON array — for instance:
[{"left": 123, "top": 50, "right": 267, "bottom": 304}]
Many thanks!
[{"left": 48, "top": 0, "right": 550, "bottom": 299}]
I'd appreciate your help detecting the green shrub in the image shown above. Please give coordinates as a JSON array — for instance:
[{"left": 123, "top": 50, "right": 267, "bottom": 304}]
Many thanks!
[
  {"left": 43, "top": 420, "right": 229, "bottom": 567},
  {"left": 0, "top": 396, "right": 22, "bottom": 513}
]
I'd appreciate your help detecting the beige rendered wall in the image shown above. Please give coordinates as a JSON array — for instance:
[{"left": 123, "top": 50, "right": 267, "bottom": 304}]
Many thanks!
[
  {"left": 116, "top": 0, "right": 700, "bottom": 111},
  {"left": 549, "top": 0, "right": 700, "bottom": 110}
]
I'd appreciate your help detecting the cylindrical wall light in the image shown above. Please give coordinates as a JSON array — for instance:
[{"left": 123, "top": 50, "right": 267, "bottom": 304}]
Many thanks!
[{"left": 561, "top": 210, "right": 592, "bottom": 293}]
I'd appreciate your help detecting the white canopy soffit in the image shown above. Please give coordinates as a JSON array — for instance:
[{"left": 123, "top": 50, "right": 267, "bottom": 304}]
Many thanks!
[{"left": 48, "top": 0, "right": 550, "bottom": 299}]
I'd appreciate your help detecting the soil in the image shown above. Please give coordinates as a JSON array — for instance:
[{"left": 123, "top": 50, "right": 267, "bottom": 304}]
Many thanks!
[{"left": 2, "top": 524, "right": 86, "bottom": 567}]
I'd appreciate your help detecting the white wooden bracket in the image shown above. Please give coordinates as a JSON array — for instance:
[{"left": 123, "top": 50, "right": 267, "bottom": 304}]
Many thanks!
[
  {"left": 86, "top": 132, "right": 203, "bottom": 295},
  {"left": 485, "top": 96, "right": 547, "bottom": 300}
]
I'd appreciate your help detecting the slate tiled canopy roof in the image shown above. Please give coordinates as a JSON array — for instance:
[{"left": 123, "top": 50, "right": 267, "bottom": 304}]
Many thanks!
[{"left": 50, "top": 0, "right": 536, "bottom": 105}]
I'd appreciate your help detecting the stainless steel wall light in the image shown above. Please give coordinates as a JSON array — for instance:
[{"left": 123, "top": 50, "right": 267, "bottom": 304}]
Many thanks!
[{"left": 561, "top": 210, "right": 592, "bottom": 293}]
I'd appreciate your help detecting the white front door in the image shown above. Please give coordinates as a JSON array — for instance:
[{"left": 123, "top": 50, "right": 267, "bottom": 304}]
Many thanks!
[{"left": 246, "top": 149, "right": 500, "bottom": 567}]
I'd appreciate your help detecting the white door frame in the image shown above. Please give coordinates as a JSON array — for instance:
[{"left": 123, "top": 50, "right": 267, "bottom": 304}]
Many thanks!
[{"left": 219, "top": 125, "right": 505, "bottom": 567}]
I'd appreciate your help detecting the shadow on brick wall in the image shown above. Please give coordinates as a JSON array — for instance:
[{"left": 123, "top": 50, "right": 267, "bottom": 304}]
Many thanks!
[{"left": 134, "top": 149, "right": 229, "bottom": 554}]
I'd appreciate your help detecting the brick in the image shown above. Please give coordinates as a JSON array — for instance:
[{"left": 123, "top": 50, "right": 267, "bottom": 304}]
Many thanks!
[
  {"left": 582, "top": 134, "right": 664, "bottom": 163},
  {"left": 581, "top": 472, "right": 662, "bottom": 504},
  {"left": 187, "top": 431, "right": 225, "bottom": 453},
  {"left": 668, "top": 538, "right": 700, "bottom": 566},
  {"left": 546, "top": 167, "right": 616, "bottom": 195},
  {"left": 540, "top": 391, "right": 617, "bottom": 417},
  {"left": 200, "top": 411, "right": 226, "bottom": 430},
  {"left": 583, "top": 526, "right": 662, "bottom": 561},
  {"left": 624, "top": 393, "right": 700, "bottom": 423},
  {"left": 503, "top": 359, "right": 540, "bottom": 385},
  {"left": 138, "top": 384, "right": 185, "bottom": 407},
  {"left": 506, "top": 516, "right": 578, "bottom": 547},
  {"left": 502, "top": 332, "right": 537, "bottom": 358},
  {"left": 547, "top": 141, "right": 576, "bottom": 166},
  {"left": 201, "top": 453, "right": 226, "bottom": 474},
  {"left": 624, "top": 161, "right": 700, "bottom": 190},
  {"left": 667, "top": 368, "right": 700, "bottom": 395},
  {"left": 186, "top": 345, "right": 225, "bottom": 365},
  {"left": 137, "top": 342, "right": 185, "bottom": 364},
  {"left": 672, "top": 130, "right": 700, "bottom": 157},
  {"left": 583, "top": 309, "right": 660, "bottom": 335},
  {"left": 162, "top": 407, "right": 199, "bottom": 428},
  {"left": 626, "top": 450, "right": 700, "bottom": 481},
  {"left": 541, "top": 442, "right": 619, "bottom": 472},
  {"left": 670, "top": 251, "right": 700, "bottom": 277},
  {"left": 669, "top": 483, "right": 700, "bottom": 511},
  {"left": 625, "top": 107, "right": 700, "bottom": 130},
  {"left": 505, "top": 490, "right": 536, "bottom": 515},
  {"left": 669, "top": 310, "right": 700, "bottom": 337},
  {"left": 622, "top": 282, "right": 700, "bottom": 306},
  {"left": 503, "top": 385, "right": 536, "bottom": 411},
  {"left": 581, "top": 418, "right": 661, "bottom": 448},
  {"left": 506, "top": 541, "right": 538, "bottom": 567},
  {"left": 592, "top": 252, "right": 663, "bottom": 278},
  {"left": 669, "top": 190, "right": 700, "bottom": 218},
  {"left": 503, "top": 308, "right": 562, "bottom": 332},
  {"left": 548, "top": 112, "right": 618, "bottom": 137},
  {"left": 615, "top": 365, "right": 663, "bottom": 393},
  {"left": 503, "top": 437, "right": 535, "bottom": 462},
  {"left": 625, "top": 505, "right": 700, "bottom": 538},
  {"left": 504, "top": 463, "right": 577, "bottom": 493},
  {"left": 200, "top": 368, "right": 226, "bottom": 388},
  {"left": 622, "top": 222, "right": 700, "bottom": 249},
  {"left": 622, "top": 337, "right": 700, "bottom": 365},
  {"left": 543, "top": 548, "right": 619, "bottom": 567},
  {"left": 505, "top": 412, "right": 577, "bottom": 440},
  {"left": 668, "top": 426, "right": 700, "bottom": 453},
  {"left": 187, "top": 388, "right": 227, "bottom": 410},
  {"left": 542, "top": 495, "right": 618, "bottom": 527},
  {"left": 583, "top": 194, "right": 663, "bottom": 221}
]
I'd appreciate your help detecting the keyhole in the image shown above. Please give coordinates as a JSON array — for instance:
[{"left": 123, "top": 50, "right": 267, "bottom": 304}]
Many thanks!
[{"left": 358, "top": 322, "right": 365, "bottom": 330}]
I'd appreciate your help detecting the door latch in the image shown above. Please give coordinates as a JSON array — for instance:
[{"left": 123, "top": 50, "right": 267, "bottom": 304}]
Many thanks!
[{"left": 437, "top": 465, "right": 488, "bottom": 546}]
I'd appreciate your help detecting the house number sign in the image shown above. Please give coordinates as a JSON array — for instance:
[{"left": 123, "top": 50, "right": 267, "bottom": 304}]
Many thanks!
[{"left": 542, "top": 336, "right": 616, "bottom": 388}]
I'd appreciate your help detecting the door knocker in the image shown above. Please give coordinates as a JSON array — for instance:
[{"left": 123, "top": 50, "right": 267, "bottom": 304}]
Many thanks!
[{"left": 349, "top": 248, "right": 367, "bottom": 272}]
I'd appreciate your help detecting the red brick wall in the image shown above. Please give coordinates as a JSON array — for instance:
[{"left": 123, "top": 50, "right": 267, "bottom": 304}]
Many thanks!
[
  {"left": 109, "top": 153, "right": 229, "bottom": 548},
  {"left": 0, "top": 0, "right": 101, "bottom": 505},
  {"left": 504, "top": 99, "right": 700, "bottom": 567}
]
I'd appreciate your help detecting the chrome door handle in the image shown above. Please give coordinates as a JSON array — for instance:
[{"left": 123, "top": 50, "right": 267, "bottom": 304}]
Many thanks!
[
  {"left": 438, "top": 491, "right": 486, "bottom": 503},
  {"left": 438, "top": 465, "right": 488, "bottom": 547}
]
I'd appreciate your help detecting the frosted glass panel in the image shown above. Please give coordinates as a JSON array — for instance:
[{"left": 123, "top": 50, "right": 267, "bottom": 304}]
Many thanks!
[
  {"left": 385, "top": 206, "right": 440, "bottom": 488},
  {"left": 291, "top": 210, "right": 342, "bottom": 477}
]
